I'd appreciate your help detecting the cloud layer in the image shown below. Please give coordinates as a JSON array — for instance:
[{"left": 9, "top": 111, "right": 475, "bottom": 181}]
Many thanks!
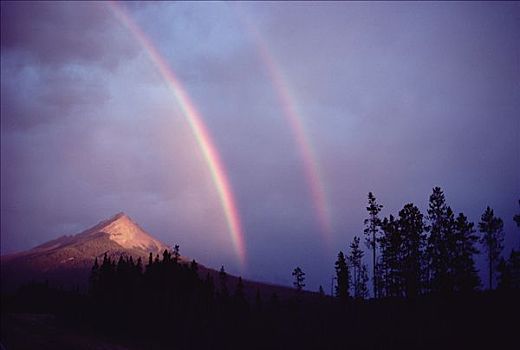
[{"left": 2, "top": 2, "right": 519, "bottom": 289}]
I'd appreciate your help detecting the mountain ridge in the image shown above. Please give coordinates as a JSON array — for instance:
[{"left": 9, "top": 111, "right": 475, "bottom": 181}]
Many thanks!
[
  {"left": 0, "top": 212, "right": 169, "bottom": 291},
  {"left": 0, "top": 213, "right": 298, "bottom": 299}
]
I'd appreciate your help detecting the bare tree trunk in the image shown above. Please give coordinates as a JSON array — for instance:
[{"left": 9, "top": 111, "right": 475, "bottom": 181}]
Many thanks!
[
  {"left": 373, "top": 231, "right": 376, "bottom": 298},
  {"left": 489, "top": 251, "right": 492, "bottom": 290}
]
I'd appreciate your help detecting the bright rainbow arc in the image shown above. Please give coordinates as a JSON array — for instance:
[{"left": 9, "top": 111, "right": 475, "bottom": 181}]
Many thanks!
[
  {"left": 236, "top": 9, "right": 332, "bottom": 238},
  {"left": 109, "top": 2, "right": 246, "bottom": 267}
]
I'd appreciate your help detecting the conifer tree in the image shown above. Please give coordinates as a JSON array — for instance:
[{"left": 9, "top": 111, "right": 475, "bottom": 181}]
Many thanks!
[
  {"left": 364, "top": 192, "right": 383, "bottom": 298},
  {"left": 426, "top": 187, "right": 455, "bottom": 294},
  {"left": 380, "top": 215, "right": 402, "bottom": 297},
  {"left": 452, "top": 213, "right": 480, "bottom": 292},
  {"left": 479, "top": 207, "right": 504, "bottom": 290},
  {"left": 349, "top": 236, "right": 368, "bottom": 299},
  {"left": 399, "top": 203, "right": 426, "bottom": 298},
  {"left": 334, "top": 251, "right": 350, "bottom": 300}
]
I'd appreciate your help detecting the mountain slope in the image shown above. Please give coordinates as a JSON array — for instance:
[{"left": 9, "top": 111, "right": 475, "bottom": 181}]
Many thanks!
[
  {"left": 0, "top": 213, "right": 169, "bottom": 291},
  {"left": 1, "top": 212, "right": 298, "bottom": 299}
]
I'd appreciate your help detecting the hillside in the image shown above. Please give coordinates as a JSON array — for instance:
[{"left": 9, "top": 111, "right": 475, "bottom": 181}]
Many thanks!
[
  {"left": 1, "top": 213, "right": 169, "bottom": 291},
  {"left": 0, "top": 213, "right": 296, "bottom": 299}
]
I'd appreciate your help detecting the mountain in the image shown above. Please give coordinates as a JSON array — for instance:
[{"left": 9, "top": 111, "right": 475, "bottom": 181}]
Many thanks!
[
  {"left": 1, "top": 213, "right": 297, "bottom": 299},
  {"left": 0, "top": 212, "right": 169, "bottom": 291}
]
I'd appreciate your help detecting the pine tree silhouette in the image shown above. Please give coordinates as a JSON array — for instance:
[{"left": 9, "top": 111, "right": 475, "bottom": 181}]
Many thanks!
[
  {"left": 426, "top": 187, "right": 454, "bottom": 294},
  {"left": 399, "top": 203, "right": 426, "bottom": 298},
  {"left": 479, "top": 206, "right": 504, "bottom": 290},
  {"left": 380, "top": 215, "right": 402, "bottom": 297},
  {"left": 452, "top": 213, "right": 480, "bottom": 293},
  {"left": 364, "top": 192, "right": 383, "bottom": 298},
  {"left": 334, "top": 251, "right": 350, "bottom": 300}
]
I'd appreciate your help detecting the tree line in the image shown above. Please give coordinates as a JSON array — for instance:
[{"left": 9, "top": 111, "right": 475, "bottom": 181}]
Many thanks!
[
  {"left": 75, "top": 188, "right": 520, "bottom": 349},
  {"left": 296, "top": 187, "right": 519, "bottom": 301},
  {"left": 3, "top": 187, "right": 518, "bottom": 349}
]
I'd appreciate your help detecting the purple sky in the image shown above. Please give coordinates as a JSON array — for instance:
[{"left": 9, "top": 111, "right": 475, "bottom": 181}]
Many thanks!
[{"left": 1, "top": 1, "right": 519, "bottom": 290}]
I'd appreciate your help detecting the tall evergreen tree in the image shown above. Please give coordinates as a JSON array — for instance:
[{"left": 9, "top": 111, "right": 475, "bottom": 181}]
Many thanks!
[
  {"left": 426, "top": 187, "right": 455, "bottom": 294},
  {"left": 478, "top": 206, "right": 504, "bottom": 290},
  {"left": 334, "top": 251, "right": 350, "bottom": 300},
  {"left": 364, "top": 192, "right": 383, "bottom": 298},
  {"left": 379, "top": 215, "right": 403, "bottom": 297},
  {"left": 452, "top": 213, "right": 480, "bottom": 293},
  {"left": 399, "top": 203, "right": 426, "bottom": 298}
]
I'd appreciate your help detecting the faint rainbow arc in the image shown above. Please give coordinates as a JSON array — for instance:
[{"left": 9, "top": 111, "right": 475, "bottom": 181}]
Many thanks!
[
  {"left": 109, "top": 2, "right": 246, "bottom": 266},
  {"left": 236, "top": 11, "right": 332, "bottom": 238}
]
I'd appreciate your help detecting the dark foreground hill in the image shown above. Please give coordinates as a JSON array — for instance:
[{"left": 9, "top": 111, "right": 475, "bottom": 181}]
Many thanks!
[{"left": 1, "top": 283, "right": 518, "bottom": 350}]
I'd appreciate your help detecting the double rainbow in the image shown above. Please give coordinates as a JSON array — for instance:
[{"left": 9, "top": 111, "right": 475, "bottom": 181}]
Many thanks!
[{"left": 109, "top": 2, "right": 333, "bottom": 266}]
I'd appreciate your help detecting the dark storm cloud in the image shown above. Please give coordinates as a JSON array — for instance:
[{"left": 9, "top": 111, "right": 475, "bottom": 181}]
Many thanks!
[
  {"left": 0, "top": 1, "right": 133, "bottom": 68},
  {"left": 0, "top": 62, "right": 110, "bottom": 130},
  {"left": 0, "top": 1, "right": 139, "bottom": 131}
]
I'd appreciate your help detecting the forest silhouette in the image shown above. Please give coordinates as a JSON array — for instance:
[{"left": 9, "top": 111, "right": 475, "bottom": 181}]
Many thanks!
[{"left": 2, "top": 187, "right": 519, "bottom": 349}]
